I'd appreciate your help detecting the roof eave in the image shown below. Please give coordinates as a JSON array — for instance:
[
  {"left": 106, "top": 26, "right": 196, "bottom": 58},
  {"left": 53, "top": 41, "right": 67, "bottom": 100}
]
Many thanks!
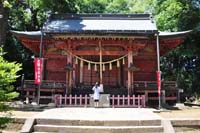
[
  {"left": 44, "top": 30, "right": 158, "bottom": 35},
  {"left": 159, "top": 30, "right": 192, "bottom": 38},
  {"left": 10, "top": 30, "right": 42, "bottom": 38}
]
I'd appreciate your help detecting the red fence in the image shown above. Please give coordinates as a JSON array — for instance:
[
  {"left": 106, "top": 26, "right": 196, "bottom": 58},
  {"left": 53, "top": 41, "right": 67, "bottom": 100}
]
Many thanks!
[
  {"left": 55, "top": 94, "right": 90, "bottom": 107},
  {"left": 54, "top": 94, "right": 145, "bottom": 108},
  {"left": 110, "top": 95, "right": 145, "bottom": 108}
]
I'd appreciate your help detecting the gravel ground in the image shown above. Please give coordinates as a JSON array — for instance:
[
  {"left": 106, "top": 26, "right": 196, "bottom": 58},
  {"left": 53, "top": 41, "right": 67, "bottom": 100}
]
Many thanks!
[
  {"left": 1, "top": 103, "right": 200, "bottom": 133},
  {"left": 157, "top": 104, "right": 200, "bottom": 118}
]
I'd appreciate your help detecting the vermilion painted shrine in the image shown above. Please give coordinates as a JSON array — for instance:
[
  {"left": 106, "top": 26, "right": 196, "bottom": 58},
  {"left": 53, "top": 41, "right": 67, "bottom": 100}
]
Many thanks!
[{"left": 12, "top": 14, "right": 189, "bottom": 104}]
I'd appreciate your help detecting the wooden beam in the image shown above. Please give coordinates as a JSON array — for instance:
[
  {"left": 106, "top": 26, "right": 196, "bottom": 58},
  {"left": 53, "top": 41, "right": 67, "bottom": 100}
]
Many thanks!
[{"left": 72, "top": 50, "right": 127, "bottom": 56}]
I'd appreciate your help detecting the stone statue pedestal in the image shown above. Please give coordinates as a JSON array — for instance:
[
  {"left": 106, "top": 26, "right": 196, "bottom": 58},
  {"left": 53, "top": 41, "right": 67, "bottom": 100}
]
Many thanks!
[{"left": 90, "top": 94, "right": 110, "bottom": 107}]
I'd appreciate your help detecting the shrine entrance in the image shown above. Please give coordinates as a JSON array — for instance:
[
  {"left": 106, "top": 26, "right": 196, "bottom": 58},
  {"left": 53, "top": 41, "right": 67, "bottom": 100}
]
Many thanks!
[
  {"left": 55, "top": 37, "right": 145, "bottom": 95},
  {"left": 59, "top": 41, "right": 129, "bottom": 88},
  {"left": 80, "top": 55, "right": 126, "bottom": 87}
]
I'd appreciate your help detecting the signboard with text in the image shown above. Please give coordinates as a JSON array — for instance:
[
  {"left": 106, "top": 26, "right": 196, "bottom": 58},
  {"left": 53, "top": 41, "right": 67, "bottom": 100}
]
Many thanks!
[{"left": 34, "top": 58, "right": 43, "bottom": 85}]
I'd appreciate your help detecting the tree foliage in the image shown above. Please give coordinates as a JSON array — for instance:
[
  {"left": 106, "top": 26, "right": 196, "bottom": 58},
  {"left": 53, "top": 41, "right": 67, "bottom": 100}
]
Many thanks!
[
  {"left": 0, "top": 47, "right": 21, "bottom": 102},
  {"left": 105, "top": 0, "right": 130, "bottom": 13},
  {"left": 0, "top": 46, "right": 21, "bottom": 130},
  {"left": 78, "top": 0, "right": 107, "bottom": 13},
  {"left": 156, "top": 0, "right": 200, "bottom": 95},
  {"left": 154, "top": 0, "right": 184, "bottom": 31}
]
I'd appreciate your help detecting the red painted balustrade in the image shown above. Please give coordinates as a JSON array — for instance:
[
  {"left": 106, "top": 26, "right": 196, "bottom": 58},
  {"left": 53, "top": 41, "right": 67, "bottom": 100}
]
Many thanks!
[{"left": 54, "top": 94, "right": 146, "bottom": 108}]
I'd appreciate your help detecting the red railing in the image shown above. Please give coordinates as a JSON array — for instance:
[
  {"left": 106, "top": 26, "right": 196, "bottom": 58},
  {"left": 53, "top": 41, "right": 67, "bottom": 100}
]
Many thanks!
[
  {"left": 54, "top": 94, "right": 145, "bottom": 108},
  {"left": 55, "top": 94, "right": 90, "bottom": 107},
  {"left": 110, "top": 95, "right": 145, "bottom": 108}
]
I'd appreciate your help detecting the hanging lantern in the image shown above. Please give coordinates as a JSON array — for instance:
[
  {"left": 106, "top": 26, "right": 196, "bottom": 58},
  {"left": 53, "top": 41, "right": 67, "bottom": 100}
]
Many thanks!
[
  {"left": 80, "top": 60, "right": 83, "bottom": 67},
  {"left": 103, "top": 64, "right": 105, "bottom": 71},
  {"left": 94, "top": 64, "right": 97, "bottom": 71},
  {"left": 75, "top": 57, "right": 78, "bottom": 64},
  {"left": 122, "top": 57, "right": 125, "bottom": 65},
  {"left": 109, "top": 62, "right": 112, "bottom": 70},
  {"left": 88, "top": 62, "right": 91, "bottom": 70},
  {"left": 117, "top": 60, "right": 120, "bottom": 67}
]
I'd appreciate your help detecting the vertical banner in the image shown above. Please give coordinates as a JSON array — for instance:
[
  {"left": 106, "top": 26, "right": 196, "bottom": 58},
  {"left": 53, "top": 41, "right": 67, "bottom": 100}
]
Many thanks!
[
  {"left": 34, "top": 58, "right": 43, "bottom": 85},
  {"left": 156, "top": 71, "right": 161, "bottom": 97}
]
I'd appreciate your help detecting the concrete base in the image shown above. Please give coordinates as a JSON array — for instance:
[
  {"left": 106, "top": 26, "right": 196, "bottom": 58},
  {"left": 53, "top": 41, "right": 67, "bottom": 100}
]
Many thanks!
[
  {"left": 29, "top": 108, "right": 164, "bottom": 132},
  {"left": 34, "top": 125, "right": 163, "bottom": 133},
  {"left": 21, "top": 118, "right": 36, "bottom": 133},
  {"left": 18, "top": 108, "right": 200, "bottom": 133},
  {"left": 90, "top": 94, "right": 110, "bottom": 107}
]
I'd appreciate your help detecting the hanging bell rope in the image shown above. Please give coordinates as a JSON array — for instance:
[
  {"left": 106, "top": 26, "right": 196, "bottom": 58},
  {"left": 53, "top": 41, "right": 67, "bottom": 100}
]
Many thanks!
[
  {"left": 88, "top": 62, "right": 91, "bottom": 70},
  {"left": 117, "top": 60, "right": 120, "bottom": 67},
  {"left": 80, "top": 60, "right": 83, "bottom": 67},
  {"left": 75, "top": 57, "right": 78, "bottom": 64},
  {"left": 65, "top": 50, "right": 127, "bottom": 65},
  {"left": 103, "top": 64, "right": 105, "bottom": 71},
  {"left": 63, "top": 51, "right": 127, "bottom": 67},
  {"left": 94, "top": 64, "right": 97, "bottom": 71},
  {"left": 109, "top": 62, "right": 112, "bottom": 70},
  {"left": 76, "top": 54, "right": 127, "bottom": 65}
]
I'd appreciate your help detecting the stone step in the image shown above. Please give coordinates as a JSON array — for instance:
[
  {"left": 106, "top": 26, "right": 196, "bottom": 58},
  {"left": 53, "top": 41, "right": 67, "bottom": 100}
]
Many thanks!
[
  {"left": 34, "top": 124, "right": 164, "bottom": 133},
  {"left": 36, "top": 118, "right": 161, "bottom": 126},
  {"left": 33, "top": 132, "right": 54, "bottom": 133}
]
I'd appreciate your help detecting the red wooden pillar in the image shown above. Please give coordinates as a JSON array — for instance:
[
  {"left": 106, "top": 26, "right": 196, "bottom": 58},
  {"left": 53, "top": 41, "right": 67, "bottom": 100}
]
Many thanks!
[
  {"left": 127, "top": 51, "right": 133, "bottom": 95},
  {"left": 131, "top": 71, "right": 134, "bottom": 93},
  {"left": 73, "top": 58, "right": 76, "bottom": 87},
  {"left": 99, "top": 40, "right": 103, "bottom": 85},
  {"left": 67, "top": 52, "right": 72, "bottom": 94},
  {"left": 117, "top": 62, "right": 121, "bottom": 86},
  {"left": 66, "top": 70, "right": 69, "bottom": 91},
  {"left": 80, "top": 59, "right": 83, "bottom": 84}
]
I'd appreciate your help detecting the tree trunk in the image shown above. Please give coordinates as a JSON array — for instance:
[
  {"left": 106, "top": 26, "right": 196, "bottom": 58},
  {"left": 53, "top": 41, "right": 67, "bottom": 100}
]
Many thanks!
[{"left": 0, "top": 3, "right": 9, "bottom": 46}]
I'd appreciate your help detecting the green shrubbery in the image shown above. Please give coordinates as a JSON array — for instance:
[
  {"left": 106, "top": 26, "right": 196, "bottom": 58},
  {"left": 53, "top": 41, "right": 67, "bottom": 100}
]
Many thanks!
[{"left": 0, "top": 47, "right": 21, "bottom": 130}]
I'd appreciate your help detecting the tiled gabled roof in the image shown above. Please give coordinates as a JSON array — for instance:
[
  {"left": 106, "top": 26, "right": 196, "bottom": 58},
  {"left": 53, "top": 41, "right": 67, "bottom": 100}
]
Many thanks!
[{"left": 42, "top": 14, "right": 158, "bottom": 35}]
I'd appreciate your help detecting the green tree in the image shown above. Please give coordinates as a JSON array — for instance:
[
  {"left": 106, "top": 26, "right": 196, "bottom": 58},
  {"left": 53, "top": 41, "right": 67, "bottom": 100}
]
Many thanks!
[
  {"left": 129, "top": 0, "right": 157, "bottom": 13},
  {"left": 0, "top": 47, "right": 21, "bottom": 129},
  {"left": 154, "top": 0, "right": 185, "bottom": 31},
  {"left": 156, "top": 0, "right": 200, "bottom": 96},
  {"left": 0, "top": 47, "right": 21, "bottom": 102},
  {"left": 1, "top": 0, "right": 79, "bottom": 82},
  {"left": 78, "top": 0, "right": 107, "bottom": 13},
  {"left": 105, "top": 0, "right": 130, "bottom": 13}
]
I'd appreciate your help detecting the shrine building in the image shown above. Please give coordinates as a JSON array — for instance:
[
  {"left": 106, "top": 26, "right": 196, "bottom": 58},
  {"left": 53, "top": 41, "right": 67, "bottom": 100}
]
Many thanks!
[{"left": 12, "top": 14, "right": 190, "bottom": 104}]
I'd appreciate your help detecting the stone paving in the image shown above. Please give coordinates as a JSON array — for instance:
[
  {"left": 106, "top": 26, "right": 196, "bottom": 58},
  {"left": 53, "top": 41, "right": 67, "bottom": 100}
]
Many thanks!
[
  {"left": 3, "top": 106, "right": 200, "bottom": 132},
  {"left": 34, "top": 107, "right": 162, "bottom": 120},
  {"left": 30, "top": 108, "right": 164, "bottom": 133}
]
